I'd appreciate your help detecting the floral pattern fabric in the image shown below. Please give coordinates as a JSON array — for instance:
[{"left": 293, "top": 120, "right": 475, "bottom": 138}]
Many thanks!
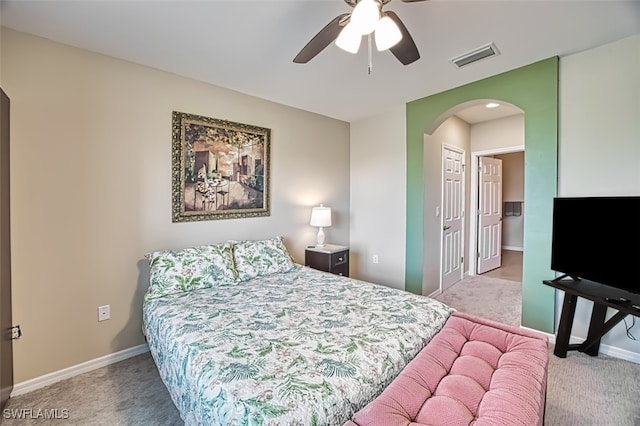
[
  {"left": 145, "top": 243, "right": 238, "bottom": 301},
  {"left": 143, "top": 265, "right": 454, "bottom": 425},
  {"left": 232, "top": 236, "right": 295, "bottom": 281}
]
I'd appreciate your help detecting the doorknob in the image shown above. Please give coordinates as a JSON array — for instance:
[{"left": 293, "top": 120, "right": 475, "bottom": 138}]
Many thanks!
[{"left": 443, "top": 225, "right": 451, "bottom": 231}]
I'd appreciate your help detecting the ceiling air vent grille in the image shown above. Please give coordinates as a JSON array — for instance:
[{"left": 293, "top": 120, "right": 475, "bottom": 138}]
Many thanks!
[{"left": 450, "top": 43, "right": 500, "bottom": 68}]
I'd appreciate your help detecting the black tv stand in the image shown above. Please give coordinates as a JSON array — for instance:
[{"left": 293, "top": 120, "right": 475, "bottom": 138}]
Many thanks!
[
  {"left": 604, "top": 296, "right": 631, "bottom": 305},
  {"left": 542, "top": 277, "right": 640, "bottom": 358},
  {"left": 550, "top": 273, "right": 580, "bottom": 283}
]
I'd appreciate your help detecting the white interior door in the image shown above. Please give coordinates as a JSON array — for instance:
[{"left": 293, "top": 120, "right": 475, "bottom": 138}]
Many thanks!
[
  {"left": 441, "top": 145, "right": 464, "bottom": 291},
  {"left": 477, "top": 156, "right": 502, "bottom": 274}
]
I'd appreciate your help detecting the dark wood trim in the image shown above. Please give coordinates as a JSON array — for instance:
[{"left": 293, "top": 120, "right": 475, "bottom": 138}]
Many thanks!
[{"left": 0, "top": 88, "right": 13, "bottom": 409}]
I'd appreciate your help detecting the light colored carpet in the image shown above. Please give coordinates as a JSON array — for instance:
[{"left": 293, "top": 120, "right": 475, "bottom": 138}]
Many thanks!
[
  {"left": 434, "top": 274, "right": 522, "bottom": 327},
  {"left": 546, "top": 350, "right": 640, "bottom": 425},
  {"left": 4, "top": 274, "right": 640, "bottom": 425},
  {"left": 3, "top": 352, "right": 182, "bottom": 425}
]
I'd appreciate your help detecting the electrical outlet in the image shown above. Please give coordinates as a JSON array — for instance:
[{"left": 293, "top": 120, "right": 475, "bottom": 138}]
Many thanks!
[
  {"left": 372, "top": 254, "right": 379, "bottom": 264},
  {"left": 98, "top": 305, "right": 110, "bottom": 322}
]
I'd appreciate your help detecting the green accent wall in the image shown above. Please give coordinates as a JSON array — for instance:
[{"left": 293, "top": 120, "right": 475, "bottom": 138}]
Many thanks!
[{"left": 405, "top": 57, "right": 558, "bottom": 333}]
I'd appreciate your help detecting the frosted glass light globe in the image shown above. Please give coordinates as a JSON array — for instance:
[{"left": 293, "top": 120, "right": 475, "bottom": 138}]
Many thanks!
[
  {"left": 350, "top": 0, "right": 380, "bottom": 35},
  {"left": 336, "top": 22, "right": 362, "bottom": 54},
  {"left": 375, "top": 15, "right": 402, "bottom": 51}
]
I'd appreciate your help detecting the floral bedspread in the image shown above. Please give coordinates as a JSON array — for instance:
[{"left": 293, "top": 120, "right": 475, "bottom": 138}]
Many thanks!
[{"left": 143, "top": 265, "right": 454, "bottom": 425}]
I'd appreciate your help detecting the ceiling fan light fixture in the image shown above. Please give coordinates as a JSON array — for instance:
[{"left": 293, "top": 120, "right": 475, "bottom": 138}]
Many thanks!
[
  {"left": 375, "top": 14, "right": 402, "bottom": 51},
  {"left": 335, "top": 22, "right": 362, "bottom": 54},
  {"left": 293, "top": 0, "right": 423, "bottom": 66},
  {"left": 350, "top": 0, "right": 380, "bottom": 35}
]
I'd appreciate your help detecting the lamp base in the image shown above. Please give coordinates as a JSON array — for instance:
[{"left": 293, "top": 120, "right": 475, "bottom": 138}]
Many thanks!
[{"left": 316, "top": 227, "right": 326, "bottom": 247}]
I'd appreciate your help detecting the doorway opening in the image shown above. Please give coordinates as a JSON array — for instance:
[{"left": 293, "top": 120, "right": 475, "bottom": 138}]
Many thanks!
[
  {"left": 427, "top": 101, "right": 525, "bottom": 296},
  {"left": 469, "top": 146, "right": 524, "bottom": 280}
]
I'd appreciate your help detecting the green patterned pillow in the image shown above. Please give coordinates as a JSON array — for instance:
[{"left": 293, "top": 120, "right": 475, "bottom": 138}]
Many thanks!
[
  {"left": 232, "top": 236, "right": 295, "bottom": 281},
  {"left": 145, "top": 243, "right": 238, "bottom": 300}
]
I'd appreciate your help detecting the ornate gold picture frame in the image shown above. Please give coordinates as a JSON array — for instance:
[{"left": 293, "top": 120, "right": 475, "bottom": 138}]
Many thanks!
[{"left": 172, "top": 111, "right": 270, "bottom": 222}]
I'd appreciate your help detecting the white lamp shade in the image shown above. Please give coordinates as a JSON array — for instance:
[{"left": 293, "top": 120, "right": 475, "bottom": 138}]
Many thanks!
[
  {"left": 350, "top": 0, "right": 380, "bottom": 35},
  {"left": 310, "top": 206, "right": 332, "bottom": 227},
  {"left": 335, "top": 23, "right": 362, "bottom": 54},
  {"left": 375, "top": 15, "right": 402, "bottom": 51}
]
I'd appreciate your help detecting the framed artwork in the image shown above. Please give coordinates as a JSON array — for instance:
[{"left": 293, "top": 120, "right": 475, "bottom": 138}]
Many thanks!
[{"left": 171, "top": 111, "right": 271, "bottom": 222}]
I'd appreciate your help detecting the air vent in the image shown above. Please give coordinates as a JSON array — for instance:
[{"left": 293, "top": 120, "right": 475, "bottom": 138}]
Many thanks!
[{"left": 450, "top": 43, "right": 500, "bottom": 68}]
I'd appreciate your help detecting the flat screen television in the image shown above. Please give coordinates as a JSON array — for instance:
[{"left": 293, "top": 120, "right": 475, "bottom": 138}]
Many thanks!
[{"left": 551, "top": 196, "right": 640, "bottom": 294}]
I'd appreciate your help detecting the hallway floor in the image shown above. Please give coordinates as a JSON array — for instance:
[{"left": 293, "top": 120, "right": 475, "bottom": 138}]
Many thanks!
[{"left": 481, "top": 249, "right": 522, "bottom": 281}]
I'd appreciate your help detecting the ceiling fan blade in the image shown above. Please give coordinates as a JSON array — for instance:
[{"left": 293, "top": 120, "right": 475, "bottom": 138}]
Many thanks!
[
  {"left": 293, "top": 13, "right": 350, "bottom": 64},
  {"left": 386, "top": 11, "right": 420, "bottom": 65}
]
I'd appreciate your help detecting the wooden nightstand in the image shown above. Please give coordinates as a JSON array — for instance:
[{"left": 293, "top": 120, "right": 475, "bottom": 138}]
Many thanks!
[{"left": 305, "top": 244, "right": 349, "bottom": 277}]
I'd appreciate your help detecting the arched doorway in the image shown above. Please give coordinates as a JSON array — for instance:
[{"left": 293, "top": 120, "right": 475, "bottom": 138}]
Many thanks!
[
  {"left": 420, "top": 100, "right": 523, "bottom": 293},
  {"left": 405, "top": 57, "right": 558, "bottom": 333}
]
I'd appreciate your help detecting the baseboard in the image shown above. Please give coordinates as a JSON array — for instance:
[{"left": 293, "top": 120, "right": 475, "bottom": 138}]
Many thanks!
[
  {"left": 520, "top": 326, "right": 556, "bottom": 344},
  {"left": 427, "top": 289, "right": 441, "bottom": 298},
  {"left": 11, "top": 344, "right": 150, "bottom": 397},
  {"left": 564, "top": 335, "right": 640, "bottom": 364},
  {"left": 432, "top": 272, "right": 469, "bottom": 297},
  {"left": 596, "top": 342, "right": 640, "bottom": 364},
  {"left": 502, "top": 245, "right": 523, "bottom": 251},
  {"left": 520, "top": 326, "right": 640, "bottom": 365}
]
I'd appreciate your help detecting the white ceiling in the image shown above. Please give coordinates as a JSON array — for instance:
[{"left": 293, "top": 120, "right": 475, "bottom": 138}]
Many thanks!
[{"left": 1, "top": 0, "right": 639, "bottom": 123}]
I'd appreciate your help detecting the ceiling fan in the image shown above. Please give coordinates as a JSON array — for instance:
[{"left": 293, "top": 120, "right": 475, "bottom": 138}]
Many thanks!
[{"left": 293, "top": 0, "right": 428, "bottom": 66}]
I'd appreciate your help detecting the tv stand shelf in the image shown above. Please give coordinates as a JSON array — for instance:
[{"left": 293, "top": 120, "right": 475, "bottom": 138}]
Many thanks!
[{"left": 543, "top": 277, "right": 640, "bottom": 358}]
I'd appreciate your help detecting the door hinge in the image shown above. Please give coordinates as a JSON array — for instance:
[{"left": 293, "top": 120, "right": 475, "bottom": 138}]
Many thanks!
[
  {"left": 461, "top": 256, "right": 464, "bottom": 264},
  {"left": 10, "top": 325, "right": 22, "bottom": 340}
]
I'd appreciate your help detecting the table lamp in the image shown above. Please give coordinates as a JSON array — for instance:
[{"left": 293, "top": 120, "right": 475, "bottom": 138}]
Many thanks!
[{"left": 310, "top": 204, "right": 332, "bottom": 247}]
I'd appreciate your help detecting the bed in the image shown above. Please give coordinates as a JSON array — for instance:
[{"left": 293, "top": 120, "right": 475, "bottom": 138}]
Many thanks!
[{"left": 142, "top": 237, "right": 454, "bottom": 425}]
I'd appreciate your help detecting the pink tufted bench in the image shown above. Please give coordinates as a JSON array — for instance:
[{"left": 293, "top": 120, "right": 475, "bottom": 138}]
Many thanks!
[{"left": 346, "top": 312, "right": 549, "bottom": 426}]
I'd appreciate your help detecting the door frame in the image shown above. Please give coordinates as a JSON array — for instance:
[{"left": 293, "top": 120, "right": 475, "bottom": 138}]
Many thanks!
[
  {"left": 0, "top": 88, "right": 12, "bottom": 409},
  {"left": 439, "top": 143, "right": 465, "bottom": 292},
  {"left": 468, "top": 145, "right": 524, "bottom": 276}
]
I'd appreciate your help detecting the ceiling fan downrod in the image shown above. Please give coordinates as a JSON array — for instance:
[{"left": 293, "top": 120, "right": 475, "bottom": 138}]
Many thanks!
[{"left": 368, "top": 34, "right": 373, "bottom": 75}]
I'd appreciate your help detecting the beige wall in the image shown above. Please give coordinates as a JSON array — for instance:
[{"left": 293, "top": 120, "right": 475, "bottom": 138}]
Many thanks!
[
  {"left": 470, "top": 114, "right": 524, "bottom": 152},
  {"left": 496, "top": 151, "right": 524, "bottom": 250},
  {"left": 499, "top": 152, "right": 524, "bottom": 202},
  {"left": 349, "top": 106, "right": 406, "bottom": 289},
  {"left": 558, "top": 34, "right": 640, "bottom": 357},
  {"left": 0, "top": 24, "right": 3, "bottom": 82},
  {"left": 1, "top": 28, "right": 350, "bottom": 383}
]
